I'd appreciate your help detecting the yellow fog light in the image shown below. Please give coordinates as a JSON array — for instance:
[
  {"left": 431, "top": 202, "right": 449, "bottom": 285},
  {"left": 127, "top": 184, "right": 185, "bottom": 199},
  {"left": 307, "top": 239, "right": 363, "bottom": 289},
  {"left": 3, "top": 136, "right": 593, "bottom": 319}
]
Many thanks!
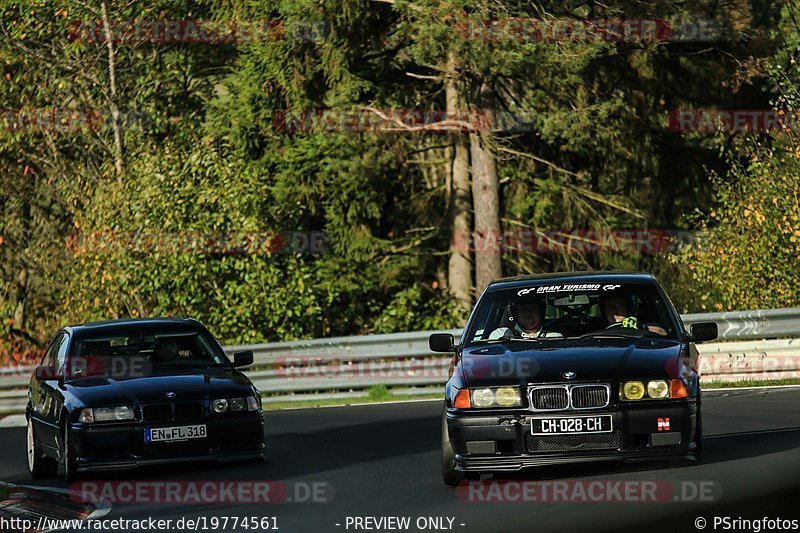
[
  {"left": 495, "top": 387, "right": 521, "bottom": 407},
  {"left": 647, "top": 380, "right": 670, "bottom": 399},
  {"left": 622, "top": 381, "right": 646, "bottom": 400}
]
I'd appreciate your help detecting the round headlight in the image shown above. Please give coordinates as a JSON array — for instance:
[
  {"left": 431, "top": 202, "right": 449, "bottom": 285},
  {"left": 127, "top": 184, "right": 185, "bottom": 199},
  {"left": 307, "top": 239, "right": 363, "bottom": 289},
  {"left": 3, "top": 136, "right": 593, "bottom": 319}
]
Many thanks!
[
  {"left": 647, "top": 380, "right": 670, "bottom": 399},
  {"left": 472, "top": 388, "right": 495, "bottom": 408},
  {"left": 495, "top": 387, "right": 521, "bottom": 407},
  {"left": 114, "top": 406, "right": 132, "bottom": 420},
  {"left": 229, "top": 398, "right": 246, "bottom": 411},
  {"left": 212, "top": 399, "right": 229, "bottom": 413},
  {"left": 622, "top": 381, "right": 646, "bottom": 400}
]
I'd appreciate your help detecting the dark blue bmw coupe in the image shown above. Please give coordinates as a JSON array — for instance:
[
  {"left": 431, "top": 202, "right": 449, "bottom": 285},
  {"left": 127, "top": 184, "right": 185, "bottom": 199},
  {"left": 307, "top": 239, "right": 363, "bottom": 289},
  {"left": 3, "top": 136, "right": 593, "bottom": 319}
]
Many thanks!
[{"left": 26, "top": 317, "right": 265, "bottom": 481}]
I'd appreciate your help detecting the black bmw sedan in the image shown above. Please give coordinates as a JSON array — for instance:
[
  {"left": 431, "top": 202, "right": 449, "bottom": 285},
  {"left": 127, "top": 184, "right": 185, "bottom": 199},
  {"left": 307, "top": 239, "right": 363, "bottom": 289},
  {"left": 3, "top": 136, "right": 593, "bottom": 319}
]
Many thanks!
[
  {"left": 26, "top": 318, "right": 265, "bottom": 481},
  {"left": 430, "top": 272, "right": 719, "bottom": 485}
]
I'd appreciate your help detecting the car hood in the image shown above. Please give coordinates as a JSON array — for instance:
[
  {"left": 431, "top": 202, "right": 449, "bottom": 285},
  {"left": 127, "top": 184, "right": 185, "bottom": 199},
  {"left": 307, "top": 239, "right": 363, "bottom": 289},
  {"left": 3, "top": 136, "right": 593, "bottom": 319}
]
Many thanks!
[
  {"left": 459, "top": 338, "right": 684, "bottom": 387},
  {"left": 65, "top": 368, "right": 253, "bottom": 406}
]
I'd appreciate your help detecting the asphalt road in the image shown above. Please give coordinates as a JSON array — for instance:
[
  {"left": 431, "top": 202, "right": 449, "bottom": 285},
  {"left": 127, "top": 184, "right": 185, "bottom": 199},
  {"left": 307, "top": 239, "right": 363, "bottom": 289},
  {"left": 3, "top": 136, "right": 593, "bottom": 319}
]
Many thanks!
[{"left": 2, "top": 387, "right": 800, "bottom": 533}]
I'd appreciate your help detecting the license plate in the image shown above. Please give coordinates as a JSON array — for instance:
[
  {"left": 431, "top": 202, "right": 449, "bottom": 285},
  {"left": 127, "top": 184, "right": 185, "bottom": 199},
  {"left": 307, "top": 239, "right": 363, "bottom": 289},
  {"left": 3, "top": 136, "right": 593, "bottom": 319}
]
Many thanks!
[
  {"left": 531, "top": 415, "right": 612, "bottom": 435},
  {"left": 145, "top": 424, "right": 207, "bottom": 443}
]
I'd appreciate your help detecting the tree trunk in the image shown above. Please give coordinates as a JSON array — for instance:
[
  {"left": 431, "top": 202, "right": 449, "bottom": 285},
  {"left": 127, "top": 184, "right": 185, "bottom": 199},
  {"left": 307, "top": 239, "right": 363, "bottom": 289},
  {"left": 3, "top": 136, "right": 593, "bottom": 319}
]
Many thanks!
[
  {"left": 12, "top": 268, "right": 27, "bottom": 331},
  {"left": 101, "top": 1, "right": 125, "bottom": 178},
  {"left": 445, "top": 75, "right": 473, "bottom": 310},
  {"left": 470, "top": 94, "right": 501, "bottom": 292}
]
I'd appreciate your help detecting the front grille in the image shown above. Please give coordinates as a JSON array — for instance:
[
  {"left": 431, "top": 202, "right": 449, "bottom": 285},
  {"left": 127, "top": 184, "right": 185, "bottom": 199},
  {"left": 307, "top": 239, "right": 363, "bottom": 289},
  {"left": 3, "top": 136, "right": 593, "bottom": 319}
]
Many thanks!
[
  {"left": 174, "top": 402, "right": 203, "bottom": 422},
  {"left": 143, "top": 402, "right": 204, "bottom": 423},
  {"left": 526, "top": 431, "right": 621, "bottom": 452},
  {"left": 571, "top": 385, "right": 609, "bottom": 409},
  {"left": 530, "top": 387, "right": 569, "bottom": 410},
  {"left": 143, "top": 404, "right": 172, "bottom": 423}
]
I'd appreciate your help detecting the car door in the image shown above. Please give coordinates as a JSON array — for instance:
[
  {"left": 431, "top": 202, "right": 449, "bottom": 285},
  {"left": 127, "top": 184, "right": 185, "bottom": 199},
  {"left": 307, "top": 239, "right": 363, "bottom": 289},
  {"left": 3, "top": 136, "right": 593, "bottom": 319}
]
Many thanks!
[{"left": 30, "top": 331, "right": 68, "bottom": 452}]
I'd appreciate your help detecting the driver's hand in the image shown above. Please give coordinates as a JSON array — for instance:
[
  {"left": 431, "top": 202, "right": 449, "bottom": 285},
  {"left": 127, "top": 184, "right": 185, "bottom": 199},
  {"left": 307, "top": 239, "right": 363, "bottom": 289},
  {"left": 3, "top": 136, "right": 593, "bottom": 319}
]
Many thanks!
[
  {"left": 621, "top": 317, "right": 639, "bottom": 328},
  {"left": 645, "top": 324, "right": 668, "bottom": 336}
]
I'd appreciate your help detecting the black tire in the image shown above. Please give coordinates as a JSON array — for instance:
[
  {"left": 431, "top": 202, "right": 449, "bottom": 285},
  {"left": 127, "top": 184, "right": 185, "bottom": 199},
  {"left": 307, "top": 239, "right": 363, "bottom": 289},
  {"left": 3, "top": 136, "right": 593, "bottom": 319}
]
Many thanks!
[
  {"left": 63, "top": 424, "right": 80, "bottom": 483},
  {"left": 693, "top": 398, "right": 704, "bottom": 459},
  {"left": 441, "top": 414, "right": 465, "bottom": 487},
  {"left": 27, "top": 418, "right": 58, "bottom": 479}
]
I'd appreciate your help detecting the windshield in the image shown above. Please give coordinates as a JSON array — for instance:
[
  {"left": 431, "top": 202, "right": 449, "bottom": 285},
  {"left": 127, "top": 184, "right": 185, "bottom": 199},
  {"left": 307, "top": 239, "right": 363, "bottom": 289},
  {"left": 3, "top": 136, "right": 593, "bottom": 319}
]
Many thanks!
[
  {"left": 67, "top": 326, "right": 229, "bottom": 379},
  {"left": 465, "top": 282, "right": 679, "bottom": 346}
]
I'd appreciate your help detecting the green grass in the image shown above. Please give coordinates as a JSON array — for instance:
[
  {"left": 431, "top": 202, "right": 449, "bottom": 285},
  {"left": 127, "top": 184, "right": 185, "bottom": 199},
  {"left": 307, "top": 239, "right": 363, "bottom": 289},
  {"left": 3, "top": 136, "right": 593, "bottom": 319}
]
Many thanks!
[
  {"left": 263, "top": 392, "right": 442, "bottom": 410},
  {"left": 366, "top": 384, "right": 392, "bottom": 401},
  {"left": 703, "top": 378, "right": 800, "bottom": 389}
]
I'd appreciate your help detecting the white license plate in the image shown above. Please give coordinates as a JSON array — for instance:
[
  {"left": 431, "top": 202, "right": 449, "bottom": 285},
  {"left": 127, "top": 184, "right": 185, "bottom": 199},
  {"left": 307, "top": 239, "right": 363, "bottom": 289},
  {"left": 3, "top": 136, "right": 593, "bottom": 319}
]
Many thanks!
[
  {"left": 531, "top": 415, "right": 613, "bottom": 435},
  {"left": 145, "top": 424, "right": 207, "bottom": 443}
]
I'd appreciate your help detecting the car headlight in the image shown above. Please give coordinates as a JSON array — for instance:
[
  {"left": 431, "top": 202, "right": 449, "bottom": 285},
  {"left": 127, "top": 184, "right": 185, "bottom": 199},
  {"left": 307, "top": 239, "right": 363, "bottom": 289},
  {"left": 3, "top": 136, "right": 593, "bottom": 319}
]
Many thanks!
[
  {"left": 229, "top": 398, "right": 246, "bottom": 412},
  {"left": 467, "top": 387, "right": 522, "bottom": 408},
  {"left": 495, "top": 387, "right": 522, "bottom": 407},
  {"left": 621, "top": 381, "right": 646, "bottom": 400},
  {"left": 472, "top": 388, "right": 495, "bottom": 408},
  {"left": 621, "top": 380, "right": 675, "bottom": 400},
  {"left": 79, "top": 406, "right": 135, "bottom": 423},
  {"left": 647, "top": 380, "right": 670, "bottom": 399},
  {"left": 212, "top": 399, "right": 229, "bottom": 413},
  {"left": 213, "top": 396, "right": 260, "bottom": 413}
]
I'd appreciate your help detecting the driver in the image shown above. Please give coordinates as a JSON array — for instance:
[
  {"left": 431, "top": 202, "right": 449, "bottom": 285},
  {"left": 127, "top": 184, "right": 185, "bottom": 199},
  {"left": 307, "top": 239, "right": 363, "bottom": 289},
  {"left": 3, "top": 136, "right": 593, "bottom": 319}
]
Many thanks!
[
  {"left": 152, "top": 339, "right": 180, "bottom": 363},
  {"left": 602, "top": 297, "right": 637, "bottom": 328},
  {"left": 489, "top": 301, "right": 563, "bottom": 339},
  {"left": 602, "top": 296, "right": 667, "bottom": 336}
]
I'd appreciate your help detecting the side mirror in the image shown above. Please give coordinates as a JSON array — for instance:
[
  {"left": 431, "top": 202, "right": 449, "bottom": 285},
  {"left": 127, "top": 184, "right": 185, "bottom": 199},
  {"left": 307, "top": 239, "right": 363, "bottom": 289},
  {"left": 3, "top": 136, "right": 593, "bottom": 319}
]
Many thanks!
[
  {"left": 690, "top": 322, "right": 718, "bottom": 343},
  {"left": 34, "top": 365, "right": 59, "bottom": 381},
  {"left": 233, "top": 350, "right": 254, "bottom": 368},
  {"left": 429, "top": 333, "right": 456, "bottom": 353}
]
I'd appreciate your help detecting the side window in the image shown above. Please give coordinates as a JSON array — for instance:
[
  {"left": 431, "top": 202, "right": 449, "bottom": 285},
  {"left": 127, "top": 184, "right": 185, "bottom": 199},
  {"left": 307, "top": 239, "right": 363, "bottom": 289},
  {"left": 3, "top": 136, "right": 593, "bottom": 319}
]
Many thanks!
[
  {"left": 470, "top": 301, "right": 499, "bottom": 341},
  {"left": 53, "top": 334, "right": 70, "bottom": 376},
  {"left": 42, "top": 333, "right": 64, "bottom": 368}
]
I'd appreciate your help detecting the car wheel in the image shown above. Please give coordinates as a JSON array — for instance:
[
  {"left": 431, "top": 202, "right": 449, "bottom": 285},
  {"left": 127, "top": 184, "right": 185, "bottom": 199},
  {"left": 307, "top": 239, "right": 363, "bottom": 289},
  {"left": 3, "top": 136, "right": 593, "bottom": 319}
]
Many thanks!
[
  {"left": 441, "top": 414, "right": 465, "bottom": 487},
  {"left": 27, "top": 418, "right": 58, "bottom": 479},
  {"left": 693, "top": 401, "right": 704, "bottom": 459},
  {"left": 63, "top": 425, "right": 80, "bottom": 483}
]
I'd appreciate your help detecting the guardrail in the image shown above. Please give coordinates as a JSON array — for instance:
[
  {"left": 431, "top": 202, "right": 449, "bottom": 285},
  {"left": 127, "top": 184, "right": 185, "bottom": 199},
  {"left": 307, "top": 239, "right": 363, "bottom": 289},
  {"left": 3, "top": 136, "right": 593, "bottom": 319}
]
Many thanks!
[
  {"left": 1, "top": 308, "right": 799, "bottom": 414},
  {"left": 682, "top": 308, "right": 800, "bottom": 340}
]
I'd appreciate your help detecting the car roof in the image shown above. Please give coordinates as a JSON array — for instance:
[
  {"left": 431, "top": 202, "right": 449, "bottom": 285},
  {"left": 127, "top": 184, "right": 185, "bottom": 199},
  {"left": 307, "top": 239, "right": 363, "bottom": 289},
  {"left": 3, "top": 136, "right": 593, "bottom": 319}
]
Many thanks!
[
  {"left": 486, "top": 271, "right": 658, "bottom": 292},
  {"left": 64, "top": 317, "right": 203, "bottom": 335}
]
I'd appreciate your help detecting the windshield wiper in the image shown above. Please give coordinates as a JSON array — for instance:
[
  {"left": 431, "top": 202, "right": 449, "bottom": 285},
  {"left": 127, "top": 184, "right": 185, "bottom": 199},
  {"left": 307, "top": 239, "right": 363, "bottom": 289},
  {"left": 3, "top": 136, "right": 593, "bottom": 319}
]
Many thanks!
[
  {"left": 471, "top": 336, "right": 543, "bottom": 345},
  {"left": 578, "top": 332, "right": 642, "bottom": 339}
]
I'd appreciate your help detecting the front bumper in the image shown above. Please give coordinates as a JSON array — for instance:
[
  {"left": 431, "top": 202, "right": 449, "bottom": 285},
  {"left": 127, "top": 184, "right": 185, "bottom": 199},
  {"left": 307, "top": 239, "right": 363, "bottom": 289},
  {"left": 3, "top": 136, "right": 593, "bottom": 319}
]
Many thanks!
[
  {"left": 447, "top": 401, "right": 697, "bottom": 472},
  {"left": 69, "top": 412, "right": 265, "bottom": 473}
]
